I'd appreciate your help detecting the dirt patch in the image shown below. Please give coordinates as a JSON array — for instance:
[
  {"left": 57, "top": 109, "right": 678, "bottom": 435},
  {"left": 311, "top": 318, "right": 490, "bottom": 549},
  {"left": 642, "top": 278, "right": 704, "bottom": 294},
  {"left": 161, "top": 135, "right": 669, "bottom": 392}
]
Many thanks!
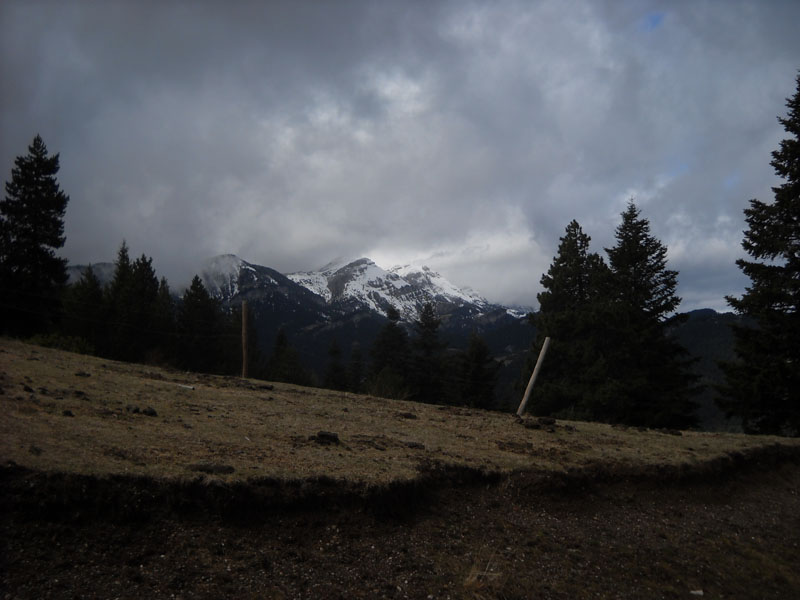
[{"left": 2, "top": 456, "right": 799, "bottom": 599}]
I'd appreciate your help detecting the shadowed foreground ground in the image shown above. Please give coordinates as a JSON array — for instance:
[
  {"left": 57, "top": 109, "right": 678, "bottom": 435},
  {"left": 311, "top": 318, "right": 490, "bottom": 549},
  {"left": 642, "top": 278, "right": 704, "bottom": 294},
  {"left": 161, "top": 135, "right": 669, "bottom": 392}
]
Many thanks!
[{"left": 3, "top": 453, "right": 799, "bottom": 599}]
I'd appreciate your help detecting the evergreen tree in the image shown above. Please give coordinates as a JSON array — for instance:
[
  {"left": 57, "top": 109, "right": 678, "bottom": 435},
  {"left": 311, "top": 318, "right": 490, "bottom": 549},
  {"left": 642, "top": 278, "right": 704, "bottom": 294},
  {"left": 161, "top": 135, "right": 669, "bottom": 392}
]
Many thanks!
[
  {"left": 0, "top": 135, "right": 69, "bottom": 336},
  {"left": 103, "top": 241, "right": 134, "bottom": 358},
  {"left": 720, "top": 73, "right": 800, "bottom": 436},
  {"left": 323, "top": 338, "right": 349, "bottom": 391},
  {"left": 346, "top": 343, "right": 364, "bottom": 393},
  {"left": 604, "top": 202, "right": 699, "bottom": 428},
  {"left": 127, "top": 254, "right": 160, "bottom": 361},
  {"left": 176, "top": 275, "right": 225, "bottom": 373},
  {"left": 456, "top": 332, "right": 498, "bottom": 409},
  {"left": 368, "top": 306, "right": 410, "bottom": 399},
  {"left": 103, "top": 243, "right": 164, "bottom": 362},
  {"left": 266, "top": 328, "right": 311, "bottom": 385},
  {"left": 61, "top": 265, "right": 104, "bottom": 352},
  {"left": 149, "top": 277, "right": 176, "bottom": 365},
  {"left": 410, "top": 302, "right": 445, "bottom": 404},
  {"left": 528, "top": 220, "right": 612, "bottom": 419}
]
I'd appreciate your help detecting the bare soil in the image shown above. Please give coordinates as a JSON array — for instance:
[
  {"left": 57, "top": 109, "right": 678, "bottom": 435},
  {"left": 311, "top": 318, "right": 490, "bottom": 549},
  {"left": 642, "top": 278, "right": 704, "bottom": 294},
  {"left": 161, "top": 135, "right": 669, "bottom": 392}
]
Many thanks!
[{"left": 2, "top": 339, "right": 799, "bottom": 599}]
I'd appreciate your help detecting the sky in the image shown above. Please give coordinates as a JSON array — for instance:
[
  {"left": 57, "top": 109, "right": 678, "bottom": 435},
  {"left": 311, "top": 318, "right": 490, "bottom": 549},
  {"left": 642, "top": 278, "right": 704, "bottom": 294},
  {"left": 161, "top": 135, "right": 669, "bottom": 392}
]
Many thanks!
[{"left": 2, "top": 0, "right": 798, "bottom": 312}]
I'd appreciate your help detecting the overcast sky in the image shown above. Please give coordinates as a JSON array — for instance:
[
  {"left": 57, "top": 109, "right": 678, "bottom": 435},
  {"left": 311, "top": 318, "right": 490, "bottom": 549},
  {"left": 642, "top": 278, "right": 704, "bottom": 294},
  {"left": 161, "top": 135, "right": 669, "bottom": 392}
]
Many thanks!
[{"left": 2, "top": 1, "right": 798, "bottom": 311}]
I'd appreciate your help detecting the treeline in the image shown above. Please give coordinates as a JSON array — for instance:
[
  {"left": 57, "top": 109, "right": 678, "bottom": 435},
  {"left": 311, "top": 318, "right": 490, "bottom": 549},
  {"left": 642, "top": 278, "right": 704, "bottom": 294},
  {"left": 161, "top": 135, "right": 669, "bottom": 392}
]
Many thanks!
[
  {"left": 58, "top": 242, "right": 245, "bottom": 374},
  {"left": 324, "top": 304, "right": 499, "bottom": 409}
]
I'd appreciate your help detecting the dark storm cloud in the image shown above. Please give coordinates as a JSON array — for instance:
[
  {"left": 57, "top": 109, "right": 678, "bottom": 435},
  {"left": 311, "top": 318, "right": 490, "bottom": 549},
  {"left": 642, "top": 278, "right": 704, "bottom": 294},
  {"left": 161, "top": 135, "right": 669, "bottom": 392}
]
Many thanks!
[{"left": 2, "top": 0, "right": 798, "bottom": 310}]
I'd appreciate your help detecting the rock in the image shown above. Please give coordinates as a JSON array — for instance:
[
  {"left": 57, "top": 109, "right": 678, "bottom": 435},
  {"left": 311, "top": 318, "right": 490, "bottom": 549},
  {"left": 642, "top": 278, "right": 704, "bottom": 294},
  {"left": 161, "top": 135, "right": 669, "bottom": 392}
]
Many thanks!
[
  {"left": 312, "top": 431, "right": 340, "bottom": 445},
  {"left": 405, "top": 441, "right": 425, "bottom": 450},
  {"left": 126, "top": 404, "right": 140, "bottom": 414},
  {"left": 22, "top": 384, "right": 34, "bottom": 393},
  {"left": 537, "top": 416, "right": 556, "bottom": 426},
  {"left": 397, "top": 412, "right": 418, "bottom": 419},
  {"left": 28, "top": 445, "right": 42, "bottom": 456},
  {"left": 62, "top": 410, "right": 74, "bottom": 417},
  {"left": 142, "top": 407, "right": 158, "bottom": 417},
  {"left": 74, "top": 371, "right": 91, "bottom": 377}
]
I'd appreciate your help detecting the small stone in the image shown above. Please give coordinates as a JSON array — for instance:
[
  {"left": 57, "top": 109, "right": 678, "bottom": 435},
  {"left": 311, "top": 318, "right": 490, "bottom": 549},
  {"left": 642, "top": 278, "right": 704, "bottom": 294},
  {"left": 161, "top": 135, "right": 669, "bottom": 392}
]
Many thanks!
[
  {"left": 62, "top": 410, "right": 74, "bottom": 417},
  {"left": 142, "top": 407, "right": 158, "bottom": 417},
  {"left": 313, "top": 431, "right": 340, "bottom": 445},
  {"left": 74, "top": 371, "right": 91, "bottom": 377}
]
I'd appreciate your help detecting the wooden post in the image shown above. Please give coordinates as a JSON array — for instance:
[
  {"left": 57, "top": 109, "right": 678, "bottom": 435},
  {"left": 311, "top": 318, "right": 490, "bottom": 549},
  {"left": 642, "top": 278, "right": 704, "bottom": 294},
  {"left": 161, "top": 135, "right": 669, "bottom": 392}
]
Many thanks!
[
  {"left": 516, "top": 336, "right": 550, "bottom": 417},
  {"left": 241, "top": 300, "right": 249, "bottom": 379}
]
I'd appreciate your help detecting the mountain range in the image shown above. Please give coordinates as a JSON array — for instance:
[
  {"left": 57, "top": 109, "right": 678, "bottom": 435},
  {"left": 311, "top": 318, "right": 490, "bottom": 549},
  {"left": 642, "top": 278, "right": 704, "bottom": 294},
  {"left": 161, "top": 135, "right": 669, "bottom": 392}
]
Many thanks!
[{"left": 68, "top": 254, "right": 745, "bottom": 429}]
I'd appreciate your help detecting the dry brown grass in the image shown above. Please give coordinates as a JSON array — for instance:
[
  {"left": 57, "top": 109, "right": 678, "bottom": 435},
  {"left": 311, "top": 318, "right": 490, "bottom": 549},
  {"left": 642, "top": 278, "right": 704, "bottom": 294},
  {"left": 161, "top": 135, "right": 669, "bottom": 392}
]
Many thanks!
[{"left": 2, "top": 337, "right": 798, "bottom": 486}]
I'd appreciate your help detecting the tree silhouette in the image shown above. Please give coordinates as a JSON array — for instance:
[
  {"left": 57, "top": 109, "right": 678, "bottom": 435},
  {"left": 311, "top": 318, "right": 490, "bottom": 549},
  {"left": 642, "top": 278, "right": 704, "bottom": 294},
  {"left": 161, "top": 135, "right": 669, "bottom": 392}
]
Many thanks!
[
  {"left": 603, "top": 202, "right": 699, "bottom": 428},
  {"left": 528, "top": 220, "right": 612, "bottom": 419},
  {"left": 368, "top": 306, "right": 410, "bottom": 399},
  {"left": 721, "top": 72, "right": 800, "bottom": 435},
  {"left": 0, "top": 135, "right": 69, "bottom": 336}
]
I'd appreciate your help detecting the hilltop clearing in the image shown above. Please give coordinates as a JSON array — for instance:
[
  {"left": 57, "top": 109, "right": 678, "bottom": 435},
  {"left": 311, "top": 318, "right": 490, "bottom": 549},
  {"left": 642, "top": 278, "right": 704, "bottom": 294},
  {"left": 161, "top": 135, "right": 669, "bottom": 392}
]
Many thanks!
[{"left": 1, "top": 338, "right": 799, "bottom": 599}]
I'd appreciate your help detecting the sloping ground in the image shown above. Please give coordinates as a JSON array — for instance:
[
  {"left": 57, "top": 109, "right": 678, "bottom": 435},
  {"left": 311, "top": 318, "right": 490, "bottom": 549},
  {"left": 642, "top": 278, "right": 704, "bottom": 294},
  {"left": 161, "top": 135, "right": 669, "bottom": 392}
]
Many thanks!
[{"left": 2, "top": 338, "right": 800, "bottom": 599}]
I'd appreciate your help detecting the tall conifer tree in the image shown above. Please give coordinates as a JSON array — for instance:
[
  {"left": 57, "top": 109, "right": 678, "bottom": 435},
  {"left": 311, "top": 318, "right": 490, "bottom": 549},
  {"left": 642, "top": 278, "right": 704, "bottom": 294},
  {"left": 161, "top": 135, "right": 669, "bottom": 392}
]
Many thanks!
[
  {"left": 604, "top": 203, "right": 698, "bottom": 428},
  {"left": 721, "top": 73, "right": 800, "bottom": 435},
  {"left": 368, "top": 306, "right": 410, "bottom": 399},
  {"left": 529, "top": 220, "right": 611, "bottom": 418},
  {"left": 0, "top": 135, "right": 69, "bottom": 336},
  {"left": 410, "top": 302, "right": 445, "bottom": 404}
]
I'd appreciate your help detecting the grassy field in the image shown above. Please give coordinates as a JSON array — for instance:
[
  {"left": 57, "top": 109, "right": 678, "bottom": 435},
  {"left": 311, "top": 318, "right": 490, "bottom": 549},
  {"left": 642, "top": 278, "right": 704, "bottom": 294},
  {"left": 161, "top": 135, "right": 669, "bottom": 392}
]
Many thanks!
[
  {"left": 2, "top": 337, "right": 800, "bottom": 599},
  {"left": 2, "top": 337, "right": 797, "bottom": 486}
]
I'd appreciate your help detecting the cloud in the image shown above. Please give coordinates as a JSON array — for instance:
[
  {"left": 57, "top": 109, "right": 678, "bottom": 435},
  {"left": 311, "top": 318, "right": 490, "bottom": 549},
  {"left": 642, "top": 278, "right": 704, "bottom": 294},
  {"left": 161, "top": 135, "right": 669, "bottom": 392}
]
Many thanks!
[{"left": 1, "top": 0, "right": 798, "bottom": 310}]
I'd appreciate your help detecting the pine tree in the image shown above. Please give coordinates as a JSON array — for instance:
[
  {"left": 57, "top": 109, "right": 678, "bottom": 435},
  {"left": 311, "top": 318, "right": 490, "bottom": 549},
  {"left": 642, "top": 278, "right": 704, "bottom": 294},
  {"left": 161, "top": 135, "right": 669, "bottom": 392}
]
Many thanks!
[
  {"left": 103, "top": 243, "right": 163, "bottom": 362},
  {"left": 103, "top": 241, "right": 134, "bottom": 358},
  {"left": 410, "top": 302, "right": 446, "bottom": 404},
  {"left": 346, "top": 343, "right": 364, "bottom": 393},
  {"left": 0, "top": 135, "right": 69, "bottom": 336},
  {"left": 456, "top": 332, "right": 498, "bottom": 409},
  {"left": 150, "top": 277, "right": 176, "bottom": 365},
  {"left": 176, "top": 275, "right": 225, "bottom": 373},
  {"left": 528, "top": 220, "right": 612, "bottom": 419},
  {"left": 323, "top": 338, "right": 349, "bottom": 391},
  {"left": 266, "top": 329, "right": 311, "bottom": 385},
  {"left": 368, "top": 306, "right": 410, "bottom": 399},
  {"left": 61, "top": 265, "right": 104, "bottom": 352},
  {"left": 720, "top": 73, "right": 800, "bottom": 436},
  {"left": 604, "top": 202, "right": 699, "bottom": 428}
]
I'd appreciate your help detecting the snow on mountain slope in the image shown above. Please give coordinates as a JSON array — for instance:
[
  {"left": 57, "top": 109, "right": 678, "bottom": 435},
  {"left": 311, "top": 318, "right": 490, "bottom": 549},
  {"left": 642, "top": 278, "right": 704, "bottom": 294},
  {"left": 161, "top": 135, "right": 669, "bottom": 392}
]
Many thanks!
[{"left": 287, "top": 257, "right": 495, "bottom": 320}]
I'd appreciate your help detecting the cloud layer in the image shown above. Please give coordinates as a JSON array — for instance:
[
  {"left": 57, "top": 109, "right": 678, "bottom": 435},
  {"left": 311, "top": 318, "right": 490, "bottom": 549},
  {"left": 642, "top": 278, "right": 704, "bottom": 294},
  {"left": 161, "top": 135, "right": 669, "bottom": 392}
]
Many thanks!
[{"left": 2, "top": 0, "right": 798, "bottom": 310}]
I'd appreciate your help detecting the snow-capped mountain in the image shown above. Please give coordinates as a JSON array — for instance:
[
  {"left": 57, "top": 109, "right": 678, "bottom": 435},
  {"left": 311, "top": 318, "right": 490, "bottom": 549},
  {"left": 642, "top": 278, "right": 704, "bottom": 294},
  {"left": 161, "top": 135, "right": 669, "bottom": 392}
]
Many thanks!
[
  {"left": 197, "top": 254, "right": 325, "bottom": 310},
  {"left": 287, "top": 257, "right": 494, "bottom": 321}
]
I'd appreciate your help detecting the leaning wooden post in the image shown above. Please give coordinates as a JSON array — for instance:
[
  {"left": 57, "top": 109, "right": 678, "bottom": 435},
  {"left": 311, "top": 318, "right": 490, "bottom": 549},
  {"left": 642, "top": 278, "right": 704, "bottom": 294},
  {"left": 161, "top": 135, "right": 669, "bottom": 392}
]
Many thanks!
[
  {"left": 516, "top": 336, "right": 551, "bottom": 417},
  {"left": 241, "top": 300, "right": 249, "bottom": 379}
]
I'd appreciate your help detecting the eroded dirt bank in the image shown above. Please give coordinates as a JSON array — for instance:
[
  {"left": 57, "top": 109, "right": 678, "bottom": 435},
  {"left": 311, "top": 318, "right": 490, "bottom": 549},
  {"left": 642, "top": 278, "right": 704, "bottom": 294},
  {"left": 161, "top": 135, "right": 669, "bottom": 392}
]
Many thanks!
[{"left": 3, "top": 447, "right": 799, "bottom": 600}]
